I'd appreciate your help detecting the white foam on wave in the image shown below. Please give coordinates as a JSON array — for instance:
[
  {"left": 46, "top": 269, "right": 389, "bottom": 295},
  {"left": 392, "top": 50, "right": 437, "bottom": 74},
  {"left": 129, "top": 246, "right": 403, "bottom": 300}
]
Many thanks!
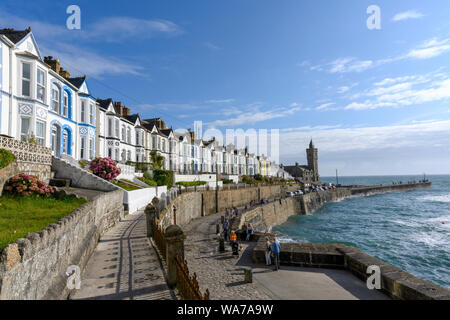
[
  {"left": 418, "top": 194, "right": 450, "bottom": 203},
  {"left": 412, "top": 231, "right": 450, "bottom": 247}
]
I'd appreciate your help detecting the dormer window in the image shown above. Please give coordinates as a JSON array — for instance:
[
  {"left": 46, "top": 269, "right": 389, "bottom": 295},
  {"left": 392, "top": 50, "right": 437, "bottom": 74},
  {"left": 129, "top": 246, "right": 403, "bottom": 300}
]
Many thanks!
[
  {"left": 21, "top": 62, "right": 31, "bottom": 97},
  {"left": 36, "top": 68, "right": 45, "bottom": 102},
  {"left": 51, "top": 84, "right": 60, "bottom": 113}
]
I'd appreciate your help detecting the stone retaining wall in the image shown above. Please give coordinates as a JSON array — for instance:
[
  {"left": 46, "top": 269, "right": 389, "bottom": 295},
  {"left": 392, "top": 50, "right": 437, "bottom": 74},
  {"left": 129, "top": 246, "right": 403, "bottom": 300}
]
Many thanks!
[
  {"left": 157, "top": 184, "right": 298, "bottom": 229},
  {"left": 0, "top": 189, "right": 124, "bottom": 300},
  {"left": 252, "top": 239, "right": 450, "bottom": 300}
]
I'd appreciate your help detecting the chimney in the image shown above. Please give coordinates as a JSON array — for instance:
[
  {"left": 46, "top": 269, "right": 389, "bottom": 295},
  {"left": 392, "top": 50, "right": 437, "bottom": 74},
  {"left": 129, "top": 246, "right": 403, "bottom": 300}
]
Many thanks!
[
  {"left": 59, "top": 67, "right": 70, "bottom": 79},
  {"left": 122, "top": 107, "right": 130, "bottom": 116},
  {"left": 44, "top": 56, "right": 60, "bottom": 74}
]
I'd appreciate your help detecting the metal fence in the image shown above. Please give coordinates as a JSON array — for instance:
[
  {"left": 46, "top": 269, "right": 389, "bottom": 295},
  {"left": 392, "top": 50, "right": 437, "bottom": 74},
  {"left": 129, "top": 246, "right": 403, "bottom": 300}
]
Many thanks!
[
  {"left": 175, "top": 254, "right": 210, "bottom": 300},
  {"left": 153, "top": 223, "right": 167, "bottom": 261}
]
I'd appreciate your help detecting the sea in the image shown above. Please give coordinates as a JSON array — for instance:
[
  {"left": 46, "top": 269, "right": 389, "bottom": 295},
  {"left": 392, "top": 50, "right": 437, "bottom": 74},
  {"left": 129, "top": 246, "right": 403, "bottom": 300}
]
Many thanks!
[{"left": 272, "top": 175, "right": 450, "bottom": 289}]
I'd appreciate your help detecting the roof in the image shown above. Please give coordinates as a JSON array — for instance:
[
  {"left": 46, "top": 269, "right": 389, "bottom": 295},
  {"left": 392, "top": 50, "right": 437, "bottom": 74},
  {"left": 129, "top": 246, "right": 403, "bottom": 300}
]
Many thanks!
[
  {"left": 160, "top": 129, "right": 173, "bottom": 137},
  {"left": 0, "top": 27, "right": 31, "bottom": 44},
  {"left": 124, "top": 114, "right": 139, "bottom": 124},
  {"left": 97, "top": 98, "right": 113, "bottom": 111},
  {"left": 67, "top": 76, "right": 86, "bottom": 89}
]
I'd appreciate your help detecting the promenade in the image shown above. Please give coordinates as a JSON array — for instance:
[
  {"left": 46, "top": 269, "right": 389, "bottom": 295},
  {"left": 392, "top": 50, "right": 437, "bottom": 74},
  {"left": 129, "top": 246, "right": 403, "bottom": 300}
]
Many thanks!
[
  {"left": 71, "top": 211, "right": 175, "bottom": 300},
  {"left": 182, "top": 211, "right": 389, "bottom": 300}
]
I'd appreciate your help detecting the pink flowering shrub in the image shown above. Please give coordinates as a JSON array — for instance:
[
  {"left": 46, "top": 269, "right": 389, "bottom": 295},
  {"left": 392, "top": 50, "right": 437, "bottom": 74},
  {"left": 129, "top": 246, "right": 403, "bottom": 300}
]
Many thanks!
[
  {"left": 3, "top": 173, "right": 54, "bottom": 197},
  {"left": 89, "top": 157, "right": 121, "bottom": 180}
]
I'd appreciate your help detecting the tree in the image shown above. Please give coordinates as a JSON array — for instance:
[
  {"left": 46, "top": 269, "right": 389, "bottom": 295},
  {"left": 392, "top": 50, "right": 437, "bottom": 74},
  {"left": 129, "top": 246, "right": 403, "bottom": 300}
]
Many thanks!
[{"left": 150, "top": 150, "right": 164, "bottom": 170}]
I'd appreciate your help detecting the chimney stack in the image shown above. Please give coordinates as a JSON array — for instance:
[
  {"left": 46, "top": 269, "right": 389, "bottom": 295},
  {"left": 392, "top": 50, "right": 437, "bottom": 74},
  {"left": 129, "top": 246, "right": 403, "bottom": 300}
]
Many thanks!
[
  {"left": 59, "top": 67, "right": 70, "bottom": 79},
  {"left": 44, "top": 56, "right": 60, "bottom": 74}
]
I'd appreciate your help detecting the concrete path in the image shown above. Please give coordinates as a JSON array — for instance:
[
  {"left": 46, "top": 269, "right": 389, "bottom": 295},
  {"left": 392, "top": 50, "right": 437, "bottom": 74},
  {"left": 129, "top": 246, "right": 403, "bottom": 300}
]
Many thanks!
[
  {"left": 71, "top": 211, "right": 175, "bottom": 300},
  {"left": 183, "top": 212, "right": 389, "bottom": 300}
]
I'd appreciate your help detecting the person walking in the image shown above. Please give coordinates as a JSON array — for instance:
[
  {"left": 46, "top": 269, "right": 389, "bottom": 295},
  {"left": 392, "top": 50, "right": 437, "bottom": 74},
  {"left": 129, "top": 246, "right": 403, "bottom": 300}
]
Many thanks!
[
  {"left": 272, "top": 236, "right": 281, "bottom": 271},
  {"left": 242, "top": 223, "right": 248, "bottom": 241},
  {"left": 223, "top": 219, "right": 229, "bottom": 241},
  {"left": 264, "top": 237, "right": 272, "bottom": 266},
  {"left": 246, "top": 223, "right": 254, "bottom": 241}
]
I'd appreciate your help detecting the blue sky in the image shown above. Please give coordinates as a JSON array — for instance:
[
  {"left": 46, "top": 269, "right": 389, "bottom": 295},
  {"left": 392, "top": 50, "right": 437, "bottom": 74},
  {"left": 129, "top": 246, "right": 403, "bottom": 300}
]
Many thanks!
[{"left": 2, "top": 0, "right": 450, "bottom": 175}]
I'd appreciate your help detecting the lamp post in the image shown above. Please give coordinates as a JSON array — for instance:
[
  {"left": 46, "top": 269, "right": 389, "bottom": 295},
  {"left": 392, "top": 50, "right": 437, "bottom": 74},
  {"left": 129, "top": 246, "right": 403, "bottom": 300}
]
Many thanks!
[{"left": 173, "top": 205, "right": 177, "bottom": 225}]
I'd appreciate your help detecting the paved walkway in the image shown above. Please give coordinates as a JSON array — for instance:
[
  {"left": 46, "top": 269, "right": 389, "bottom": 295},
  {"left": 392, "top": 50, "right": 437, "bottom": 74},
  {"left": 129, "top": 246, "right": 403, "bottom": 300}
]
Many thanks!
[
  {"left": 183, "top": 212, "right": 389, "bottom": 300},
  {"left": 71, "top": 211, "right": 175, "bottom": 300}
]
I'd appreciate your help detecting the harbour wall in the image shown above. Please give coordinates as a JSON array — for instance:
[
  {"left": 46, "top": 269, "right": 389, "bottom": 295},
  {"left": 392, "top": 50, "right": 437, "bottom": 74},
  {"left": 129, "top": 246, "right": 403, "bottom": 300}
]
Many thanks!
[
  {"left": 252, "top": 239, "right": 450, "bottom": 300},
  {"left": 157, "top": 184, "right": 299, "bottom": 229},
  {"left": 238, "top": 182, "right": 431, "bottom": 232}
]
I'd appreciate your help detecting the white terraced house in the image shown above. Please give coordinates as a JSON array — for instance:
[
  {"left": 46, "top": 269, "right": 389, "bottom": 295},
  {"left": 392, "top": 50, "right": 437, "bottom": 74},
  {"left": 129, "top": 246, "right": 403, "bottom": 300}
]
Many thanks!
[
  {"left": 0, "top": 27, "right": 97, "bottom": 161},
  {"left": 0, "top": 27, "right": 292, "bottom": 180}
]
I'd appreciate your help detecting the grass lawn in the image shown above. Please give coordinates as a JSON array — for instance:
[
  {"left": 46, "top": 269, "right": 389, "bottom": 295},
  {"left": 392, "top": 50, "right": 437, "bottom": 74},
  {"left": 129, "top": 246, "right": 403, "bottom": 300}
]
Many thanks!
[
  {"left": 0, "top": 195, "right": 87, "bottom": 252},
  {"left": 110, "top": 179, "right": 142, "bottom": 191}
]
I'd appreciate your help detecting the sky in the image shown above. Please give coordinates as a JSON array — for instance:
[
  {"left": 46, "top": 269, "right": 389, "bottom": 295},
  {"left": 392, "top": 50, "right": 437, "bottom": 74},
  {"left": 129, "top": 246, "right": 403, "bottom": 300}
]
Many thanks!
[{"left": 1, "top": 0, "right": 450, "bottom": 176}]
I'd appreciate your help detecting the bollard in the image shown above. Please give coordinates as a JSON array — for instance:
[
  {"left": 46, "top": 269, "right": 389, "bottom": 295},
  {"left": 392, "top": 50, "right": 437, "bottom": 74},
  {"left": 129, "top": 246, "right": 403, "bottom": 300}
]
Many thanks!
[
  {"left": 219, "top": 237, "right": 225, "bottom": 252},
  {"left": 243, "top": 267, "right": 253, "bottom": 283},
  {"left": 216, "top": 224, "right": 220, "bottom": 234},
  {"left": 221, "top": 216, "right": 225, "bottom": 224}
]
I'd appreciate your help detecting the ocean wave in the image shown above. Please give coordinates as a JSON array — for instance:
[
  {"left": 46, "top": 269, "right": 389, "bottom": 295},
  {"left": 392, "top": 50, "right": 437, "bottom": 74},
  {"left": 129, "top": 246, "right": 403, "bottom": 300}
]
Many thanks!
[{"left": 417, "top": 194, "right": 450, "bottom": 203}]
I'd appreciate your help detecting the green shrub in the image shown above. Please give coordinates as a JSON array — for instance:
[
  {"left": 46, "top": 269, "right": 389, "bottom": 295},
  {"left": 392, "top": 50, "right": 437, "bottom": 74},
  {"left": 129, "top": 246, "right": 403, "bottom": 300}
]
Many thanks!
[
  {"left": 254, "top": 174, "right": 263, "bottom": 181},
  {"left": 0, "top": 149, "right": 15, "bottom": 169},
  {"left": 138, "top": 176, "right": 157, "bottom": 186},
  {"left": 176, "top": 181, "right": 207, "bottom": 187},
  {"left": 222, "top": 178, "right": 233, "bottom": 184},
  {"left": 153, "top": 169, "right": 174, "bottom": 188}
]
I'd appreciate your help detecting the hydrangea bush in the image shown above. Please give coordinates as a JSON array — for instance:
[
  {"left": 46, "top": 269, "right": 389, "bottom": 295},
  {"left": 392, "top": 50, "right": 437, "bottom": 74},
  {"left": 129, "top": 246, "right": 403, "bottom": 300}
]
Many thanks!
[
  {"left": 89, "top": 157, "right": 121, "bottom": 180},
  {"left": 3, "top": 173, "right": 54, "bottom": 196}
]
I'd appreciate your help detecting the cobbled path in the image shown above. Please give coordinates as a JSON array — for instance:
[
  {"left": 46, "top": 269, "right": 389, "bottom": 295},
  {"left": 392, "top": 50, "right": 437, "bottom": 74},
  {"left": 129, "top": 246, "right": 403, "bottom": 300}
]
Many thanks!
[{"left": 182, "top": 212, "right": 275, "bottom": 300}]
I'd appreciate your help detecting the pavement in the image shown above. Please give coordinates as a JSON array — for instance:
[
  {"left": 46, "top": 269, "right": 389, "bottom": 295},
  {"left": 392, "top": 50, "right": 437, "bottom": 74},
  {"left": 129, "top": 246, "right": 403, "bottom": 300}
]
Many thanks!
[
  {"left": 71, "top": 211, "right": 175, "bottom": 300},
  {"left": 183, "top": 212, "right": 390, "bottom": 300}
]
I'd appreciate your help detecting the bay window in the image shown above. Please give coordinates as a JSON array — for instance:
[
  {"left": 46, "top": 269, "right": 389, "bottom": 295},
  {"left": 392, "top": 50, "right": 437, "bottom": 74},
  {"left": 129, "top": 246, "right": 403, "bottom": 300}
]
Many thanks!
[
  {"left": 63, "top": 92, "right": 69, "bottom": 117},
  {"left": 51, "top": 84, "right": 60, "bottom": 112},
  {"left": 20, "top": 117, "right": 30, "bottom": 141},
  {"left": 81, "top": 101, "right": 86, "bottom": 122},
  {"left": 21, "top": 62, "right": 31, "bottom": 97},
  {"left": 36, "top": 120, "right": 45, "bottom": 146},
  {"left": 89, "top": 104, "right": 94, "bottom": 125},
  {"left": 36, "top": 68, "right": 45, "bottom": 102}
]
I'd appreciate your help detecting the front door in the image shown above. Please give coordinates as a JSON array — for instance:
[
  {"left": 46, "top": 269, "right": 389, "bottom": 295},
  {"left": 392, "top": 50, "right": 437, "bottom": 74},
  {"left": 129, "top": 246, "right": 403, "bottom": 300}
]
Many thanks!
[{"left": 51, "top": 125, "right": 61, "bottom": 157}]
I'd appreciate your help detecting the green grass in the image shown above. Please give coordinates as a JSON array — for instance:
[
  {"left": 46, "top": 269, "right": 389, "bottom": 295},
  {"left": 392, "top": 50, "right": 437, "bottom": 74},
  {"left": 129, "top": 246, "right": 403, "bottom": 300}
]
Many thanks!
[
  {"left": 176, "top": 181, "right": 207, "bottom": 187},
  {"left": 0, "top": 149, "right": 15, "bottom": 169},
  {"left": 0, "top": 195, "right": 87, "bottom": 252},
  {"left": 109, "top": 179, "right": 142, "bottom": 191}
]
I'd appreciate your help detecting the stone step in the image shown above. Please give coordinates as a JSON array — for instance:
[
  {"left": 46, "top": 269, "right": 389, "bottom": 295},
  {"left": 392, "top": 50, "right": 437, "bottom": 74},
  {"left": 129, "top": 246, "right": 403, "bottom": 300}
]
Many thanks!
[{"left": 49, "top": 178, "right": 71, "bottom": 188}]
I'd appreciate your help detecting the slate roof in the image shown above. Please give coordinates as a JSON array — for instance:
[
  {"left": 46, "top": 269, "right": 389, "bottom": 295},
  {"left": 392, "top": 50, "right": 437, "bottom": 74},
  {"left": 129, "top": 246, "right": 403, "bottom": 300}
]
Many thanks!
[
  {"left": 0, "top": 27, "right": 31, "bottom": 44},
  {"left": 67, "top": 76, "right": 86, "bottom": 89},
  {"left": 124, "top": 114, "right": 139, "bottom": 124},
  {"left": 97, "top": 98, "right": 113, "bottom": 111}
]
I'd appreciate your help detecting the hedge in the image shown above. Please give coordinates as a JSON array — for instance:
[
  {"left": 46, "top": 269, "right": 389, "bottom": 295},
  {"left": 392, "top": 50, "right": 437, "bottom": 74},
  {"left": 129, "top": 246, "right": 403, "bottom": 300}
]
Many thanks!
[{"left": 0, "top": 149, "right": 15, "bottom": 169}]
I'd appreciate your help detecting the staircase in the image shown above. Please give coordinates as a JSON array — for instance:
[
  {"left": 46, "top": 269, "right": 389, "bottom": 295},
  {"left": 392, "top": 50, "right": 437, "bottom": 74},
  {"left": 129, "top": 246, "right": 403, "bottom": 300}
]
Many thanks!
[{"left": 51, "top": 157, "right": 119, "bottom": 192}]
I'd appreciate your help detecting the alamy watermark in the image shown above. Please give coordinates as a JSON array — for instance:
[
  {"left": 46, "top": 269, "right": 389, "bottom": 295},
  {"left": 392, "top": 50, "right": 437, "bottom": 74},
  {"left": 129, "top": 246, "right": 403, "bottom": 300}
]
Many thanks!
[
  {"left": 366, "top": 265, "right": 381, "bottom": 290},
  {"left": 367, "top": 5, "right": 381, "bottom": 30},
  {"left": 66, "top": 5, "right": 81, "bottom": 30},
  {"left": 66, "top": 265, "right": 81, "bottom": 290}
]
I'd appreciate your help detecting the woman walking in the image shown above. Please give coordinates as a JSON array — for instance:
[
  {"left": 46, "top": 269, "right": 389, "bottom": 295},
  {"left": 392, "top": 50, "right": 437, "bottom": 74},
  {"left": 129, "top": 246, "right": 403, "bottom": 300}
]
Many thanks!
[{"left": 265, "top": 237, "right": 272, "bottom": 266}]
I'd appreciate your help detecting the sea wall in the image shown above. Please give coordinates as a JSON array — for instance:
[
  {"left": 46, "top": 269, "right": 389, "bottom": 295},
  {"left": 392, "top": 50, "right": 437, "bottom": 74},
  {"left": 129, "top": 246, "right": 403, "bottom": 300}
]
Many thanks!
[
  {"left": 252, "top": 239, "right": 450, "bottom": 300},
  {"left": 0, "top": 189, "right": 124, "bottom": 300},
  {"left": 237, "top": 183, "right": 431, "bottom": 232},
  {"left": 157, "top": 184, "right": 298, "bottom": 229}
]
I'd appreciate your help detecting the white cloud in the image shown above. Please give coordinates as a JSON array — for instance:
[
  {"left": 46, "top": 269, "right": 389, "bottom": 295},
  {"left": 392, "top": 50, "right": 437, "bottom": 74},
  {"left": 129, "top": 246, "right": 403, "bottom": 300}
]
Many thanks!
[
  {"left": 206, "top": 99, "right": 235, "bottom": 103},
  {"left": 40, "top": 43, "right": 143, "bottom": 78},
  {"left": 392, "top": 10, "right": 425, "bottom": 22},
  {"left": 329, "top": 57, "right": 373, "bottom": 73},
  {"left": 407, "top": 38, "right": 450, "bottom": 59},
  {"left": 316, "top": 102, "right": 336, "bottom": 111},
  {"left": 204, "top": 42, "right": 222, "bottom": 51}
]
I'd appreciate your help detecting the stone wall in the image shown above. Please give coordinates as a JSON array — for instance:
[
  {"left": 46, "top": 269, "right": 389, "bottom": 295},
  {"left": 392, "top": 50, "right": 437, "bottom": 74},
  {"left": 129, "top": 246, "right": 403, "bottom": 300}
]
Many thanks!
[
  {"left": 252, "top": 239, "right": 450, "bottom": 300},
  {"left": 157, "top": 184, "right": 298, "bottom": 230},
  {"left": 0, "top": 136, "right": 52, "bottom": 194},
  {"left": 235, "top": 198, "right": 300, "bottom": 233},
  {"left": 0, "top": 189, "right": 124, "bottom": 300}
]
